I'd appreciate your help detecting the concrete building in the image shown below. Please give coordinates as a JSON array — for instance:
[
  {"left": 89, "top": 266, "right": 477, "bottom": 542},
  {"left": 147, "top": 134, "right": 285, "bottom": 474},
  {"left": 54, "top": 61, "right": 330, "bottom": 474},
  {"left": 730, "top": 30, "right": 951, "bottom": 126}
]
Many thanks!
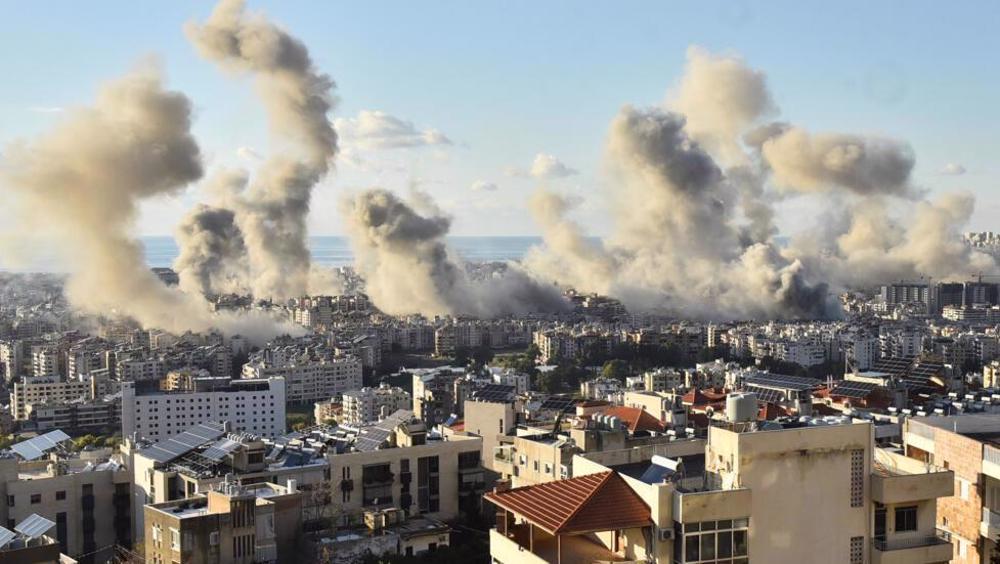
[
  {"left": 130, "top": 413, "right": 486, "bottom": 536},
  {"left": 903, "top": 414, "right": 1000, "bottom": 563},
  {"left": 1, "top": 434, "right": 131, "bottom": 562},
  {"left": 341, "top": 384, "right": 411, "bottom": 427},
  {"left": 487, "top": 414, "right": 955, "bottom": 564},
  {"left": 316, "top": 508, "right": 450, "bottom": 563},
  {"left": 242, "top": 355, "right": 361, "bottom": 405},
  {"left": 122, "top": 378, "right": 286, "bottom": 442},
  {"left": 144, "top": 481, "right": 301, "bottom": 564},
  {"left": 11, "top": 377, "right": 90, "bottom": 421},
  {"left": 464, "top": 399, "right": 518, "bottom": 473},
  {"left": 410, "top": 367, "right": 466, "bottom": 426}
]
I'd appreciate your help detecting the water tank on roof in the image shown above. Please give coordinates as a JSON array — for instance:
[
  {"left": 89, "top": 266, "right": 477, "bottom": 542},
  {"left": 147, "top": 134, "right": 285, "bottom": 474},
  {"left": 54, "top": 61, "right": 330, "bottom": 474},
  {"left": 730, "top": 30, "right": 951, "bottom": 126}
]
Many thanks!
[{"left": 726, "top": 393, "right": 757, "bottom": 423}]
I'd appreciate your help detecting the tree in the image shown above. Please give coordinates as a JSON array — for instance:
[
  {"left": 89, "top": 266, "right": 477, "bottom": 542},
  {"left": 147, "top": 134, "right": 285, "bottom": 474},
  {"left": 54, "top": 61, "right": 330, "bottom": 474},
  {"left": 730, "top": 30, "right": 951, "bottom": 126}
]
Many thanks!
[
  {"left": 601, "top": 359, "right": 629, "bottom": 382},
  {"left": 471, "top": 345, "right": 495, "bottom": 368}
]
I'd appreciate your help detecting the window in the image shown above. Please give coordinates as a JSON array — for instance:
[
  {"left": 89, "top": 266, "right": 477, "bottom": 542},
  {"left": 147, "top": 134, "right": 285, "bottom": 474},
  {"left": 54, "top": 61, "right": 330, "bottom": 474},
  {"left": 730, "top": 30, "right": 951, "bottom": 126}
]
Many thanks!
[
  {"left": 30, "top": 493, "right": 41, "bottom": 504},
  {"left": 959, "top": 478, "right": 971, "bottom": 500},
  {"left": 6, "top": 495, "right": 13, "bottom": 507},
  {"left": 676, "top": 519, "right": 748, "bottom": 563},
  {"left": 56, "top": 490, "right": 66, "bottom": 501},
  {"left": 209, "top": 531, "right": 220, "bottom": 546},
  {"left": 170, "top": 528, "right": 180, "bottom": 551},
  {"left": 895, "top": 506, "right": 917, "bottom": 532}
]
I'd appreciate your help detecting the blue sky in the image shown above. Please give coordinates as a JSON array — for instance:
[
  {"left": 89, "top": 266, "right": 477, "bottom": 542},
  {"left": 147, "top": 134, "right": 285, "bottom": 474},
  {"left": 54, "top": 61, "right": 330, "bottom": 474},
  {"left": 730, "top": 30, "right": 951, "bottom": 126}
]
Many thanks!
[{"left": 0, "top": 0, "right": 997, "bottom": 236}]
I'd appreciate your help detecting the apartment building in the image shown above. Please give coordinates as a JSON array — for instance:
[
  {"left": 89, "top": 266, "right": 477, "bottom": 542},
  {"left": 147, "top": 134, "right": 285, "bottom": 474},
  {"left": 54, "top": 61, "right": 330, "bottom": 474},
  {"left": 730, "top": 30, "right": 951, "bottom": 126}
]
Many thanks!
[
  {"left": 26, "top": 399, "right": 119, "bottom": 432},
  {"left": 122, "top": 378, "right": 286, "bottom": 443},
  {"left": 11, "top": 376, "right": 90, "bottom": 420},
  {"left": 131, "top": 413, "right": 486, "bottom": 535},
  {"left": 0, "top": 433, "right": 132, "bottom": 563},
  {"left": 144, "top": 481, "right": 301, "bottom": 564},
  {"left": 487, "top": 411, "right": 954, "bottom": 564},
  {"left": 242, "top": 355, "right": 361, "bottom": 404},
  {"left": 340, "top": 384, "right": 411, "bottom": 426},
  {"left": 903, "top": 414, "right": 1000, "bottom": 563},
  {"left": 410, "top": 367, "right": 466, "bottom": 426}
]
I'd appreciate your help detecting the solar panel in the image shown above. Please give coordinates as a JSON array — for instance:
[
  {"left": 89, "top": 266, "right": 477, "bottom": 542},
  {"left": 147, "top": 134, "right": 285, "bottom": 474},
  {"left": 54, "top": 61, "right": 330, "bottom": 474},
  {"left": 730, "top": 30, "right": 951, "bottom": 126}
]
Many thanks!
[
  {"left": 743, "top": 385, "right": 784, "bottom": 403},
  {"left": 15, "top": 514, "right": 54, "bottom": 539},
  {"left": 200, "top": 438, "right": 241, "bottom": 462},
  {"left": 354, "top": 427, "right": 391, "bottom": 452},
  {"left": 471, "top": 383, "right": 516, "bottom": 403},
  {"left": 0, "top": 526, "right": 15, "bottom": 548},
  {"left": 744, "top": 373, "right": 821, "bottom": 392},
  {"left": 539, "top": 396, "right": 579, "bottom": 413},
  {"left": 139, "top": 422, "right": 227, "bottom": 464},
  {"left": 10, "top": 429, "right": 71, "bottom": 461},
  {"left": 830, "top": 381, "right": 880, "bottom": 399}
]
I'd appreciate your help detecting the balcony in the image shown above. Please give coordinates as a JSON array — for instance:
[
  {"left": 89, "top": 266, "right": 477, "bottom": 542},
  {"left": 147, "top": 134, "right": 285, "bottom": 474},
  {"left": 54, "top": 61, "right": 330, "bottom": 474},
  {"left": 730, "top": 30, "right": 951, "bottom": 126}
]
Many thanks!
[
  {"left": 872, "top": 531, "right": 953, "bottom": 564},
  {"left": 981, "top": 507, "right": 1000, "bottom": 539},
  {"left": 489, "top": 527, "right": 641, "bottom": 564},
  {"left": 984, "top": 445, "right": 1000, "bottom": 481},
  {"left": 871, "top": 450, "right": 953, "bottom": 504}
]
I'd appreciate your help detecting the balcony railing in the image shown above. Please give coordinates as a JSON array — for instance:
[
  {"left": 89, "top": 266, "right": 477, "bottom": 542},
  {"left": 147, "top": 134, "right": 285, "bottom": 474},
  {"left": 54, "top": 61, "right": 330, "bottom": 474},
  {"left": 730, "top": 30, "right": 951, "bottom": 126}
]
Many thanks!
[
  {"left": 986, "top": 444, "right": 1000, "bottom": 466},
  {"left": 873, "top": 529, "right": 951, "bottom": 551}
]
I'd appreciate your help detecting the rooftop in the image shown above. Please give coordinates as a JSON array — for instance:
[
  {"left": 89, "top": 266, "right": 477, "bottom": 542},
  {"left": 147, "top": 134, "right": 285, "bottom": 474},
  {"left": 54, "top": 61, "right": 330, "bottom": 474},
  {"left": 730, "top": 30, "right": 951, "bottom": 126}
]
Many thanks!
[{"left": 485, "top": 470, "right": 651, "bottom": 535}]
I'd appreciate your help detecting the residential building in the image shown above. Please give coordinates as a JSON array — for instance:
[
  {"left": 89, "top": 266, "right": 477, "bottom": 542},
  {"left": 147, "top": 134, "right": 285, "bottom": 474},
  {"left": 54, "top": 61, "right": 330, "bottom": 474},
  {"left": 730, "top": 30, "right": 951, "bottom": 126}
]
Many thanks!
[
  {"left": 487, "top": 411, "right": 955, "bottom": 564},
  {"left": 11, "top": 377, "right": 90, "bottom": 421},
  {"left": 341, "top": 384, "right": 411, "bottom": 427},
  {"left": 143, "top": 481, "right": 301, "bottom": 564},
  {"left": 903, "top": 414, "right": 1000, "bottom": 563},
  {"left": 1, "top": 432, "right": 131, "bottom": 562},
  {"left": 121, "top": 378, "right": 286, "bottom": 443},
  {"left": 242, "top": 354, "right": 361, "bottom": 404}
]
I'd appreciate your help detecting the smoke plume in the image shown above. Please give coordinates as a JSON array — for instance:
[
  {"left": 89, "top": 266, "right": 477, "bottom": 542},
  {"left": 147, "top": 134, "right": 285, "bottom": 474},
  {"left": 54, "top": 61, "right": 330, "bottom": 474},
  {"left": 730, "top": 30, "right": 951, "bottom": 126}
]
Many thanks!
[
  {"left": 761, "top": 127, "right": 916, "bottom": 197},
  {"left": 526, "top": 47, "right": 996, "bottom": 319},
  {"left": 185, "top": 0, "right": 338, "bottom": 299},
  {"left": 342, "top": 189, "right": 568, "bottom": 317},
  {"left": 0, "top": 64, "right": 297, "bottom": 340}
]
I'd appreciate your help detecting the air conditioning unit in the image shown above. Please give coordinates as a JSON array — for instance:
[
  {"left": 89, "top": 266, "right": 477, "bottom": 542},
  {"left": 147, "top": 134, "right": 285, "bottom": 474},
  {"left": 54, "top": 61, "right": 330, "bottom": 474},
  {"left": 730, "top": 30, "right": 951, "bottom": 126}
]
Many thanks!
[{"left": 658, "top": 528, "right": 674, "bottom": 541}]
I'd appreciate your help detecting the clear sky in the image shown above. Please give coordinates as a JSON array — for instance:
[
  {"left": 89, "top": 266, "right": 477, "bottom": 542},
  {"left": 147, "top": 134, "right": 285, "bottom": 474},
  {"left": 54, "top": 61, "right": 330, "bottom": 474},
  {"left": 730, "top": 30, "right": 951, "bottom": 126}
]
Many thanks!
[{"left": 0, "top": 0, "right": 997, "bottom": 236}]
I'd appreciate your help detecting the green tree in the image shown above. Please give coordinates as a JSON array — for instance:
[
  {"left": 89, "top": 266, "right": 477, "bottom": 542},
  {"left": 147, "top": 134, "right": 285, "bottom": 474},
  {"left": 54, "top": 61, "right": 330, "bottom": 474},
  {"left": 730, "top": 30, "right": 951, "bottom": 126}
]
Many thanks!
[
  {"left": 601, "top": 359, "right": 629, "bottom": 382},
  {"left": 471, "top": 345, "right": 495, "bottom": 368}
]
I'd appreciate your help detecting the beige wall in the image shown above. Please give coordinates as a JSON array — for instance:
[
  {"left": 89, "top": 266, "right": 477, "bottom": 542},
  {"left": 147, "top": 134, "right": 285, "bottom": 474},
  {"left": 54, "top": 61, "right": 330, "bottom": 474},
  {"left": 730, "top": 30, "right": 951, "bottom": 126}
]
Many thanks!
[
  {"left": 707, "top": 423, "right": 872, "bottom": 564},
  {"left": 463, "top": 400, "right": 515, "bottom": 473}
]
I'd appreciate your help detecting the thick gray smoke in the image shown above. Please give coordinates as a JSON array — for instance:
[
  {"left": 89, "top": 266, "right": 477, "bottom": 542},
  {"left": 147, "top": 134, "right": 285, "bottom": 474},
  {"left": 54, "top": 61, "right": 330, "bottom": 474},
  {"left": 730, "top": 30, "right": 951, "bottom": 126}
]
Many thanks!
[
  {"left": 174, "top": 204, "right": 249, "bottom": 296},
  {"left": 528, "top": 106, "right": 831, "bottom": 319},
  {"left": 0, "top": 65, "right": 298, "bottom": 341},
  {"left": 185, "top": 0, "right": 338, "bottom": 300},
  {"left": 526, "top": 47, "right": 995, "bottom": 320},
  {"left": 342, "top": 189, "right": 569, "bottom": 317}
]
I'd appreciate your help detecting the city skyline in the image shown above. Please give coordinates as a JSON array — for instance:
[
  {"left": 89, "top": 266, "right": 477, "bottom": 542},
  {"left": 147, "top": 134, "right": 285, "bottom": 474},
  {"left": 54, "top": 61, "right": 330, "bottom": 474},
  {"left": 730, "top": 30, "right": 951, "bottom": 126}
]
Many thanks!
[{"left": 0, "top": 1, "right": 997, "bottom": 237}]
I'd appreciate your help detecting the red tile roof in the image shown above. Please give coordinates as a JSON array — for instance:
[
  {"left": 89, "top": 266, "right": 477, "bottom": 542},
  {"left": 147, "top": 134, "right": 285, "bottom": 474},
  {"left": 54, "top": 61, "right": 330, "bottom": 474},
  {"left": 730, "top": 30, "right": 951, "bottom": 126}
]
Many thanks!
[
  {"left": 599, "top": 406, "right": 666, "bottom": 433},
  {"left": 485, "top": 471, "right": 651, "bottom": 535}
]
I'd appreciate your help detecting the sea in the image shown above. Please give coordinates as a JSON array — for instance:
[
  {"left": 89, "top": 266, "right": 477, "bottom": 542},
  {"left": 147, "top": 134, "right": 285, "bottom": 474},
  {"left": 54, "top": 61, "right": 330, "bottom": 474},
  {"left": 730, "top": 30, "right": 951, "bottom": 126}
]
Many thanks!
[{"left": 144, "top": 236, "right": 543, "bottom": 268}]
